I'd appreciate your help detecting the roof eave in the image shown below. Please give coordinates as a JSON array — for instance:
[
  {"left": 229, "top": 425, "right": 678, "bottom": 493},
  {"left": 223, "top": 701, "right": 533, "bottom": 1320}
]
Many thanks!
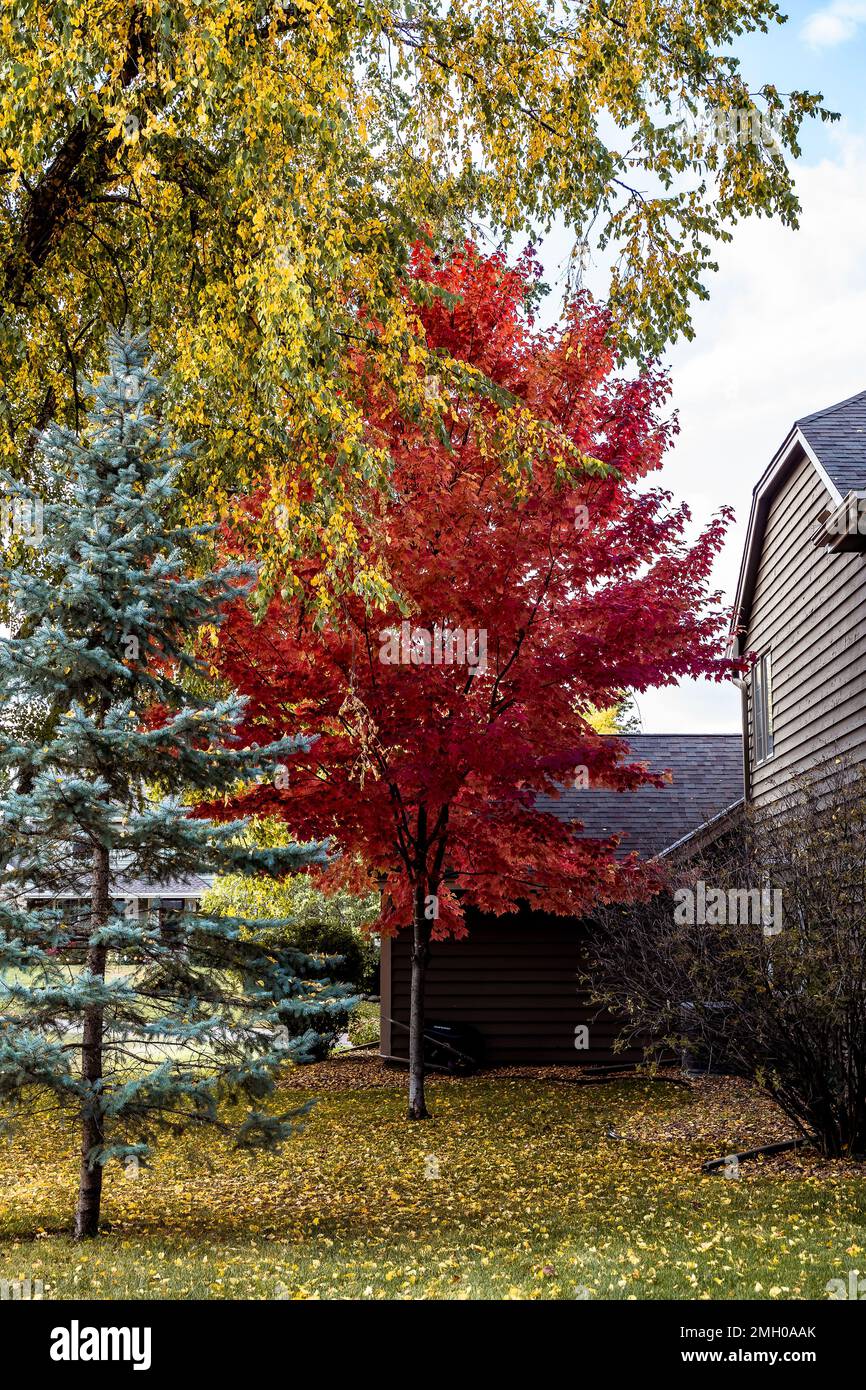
[{"left": 658, "top": 796, "right": 746, "bottom": 859}]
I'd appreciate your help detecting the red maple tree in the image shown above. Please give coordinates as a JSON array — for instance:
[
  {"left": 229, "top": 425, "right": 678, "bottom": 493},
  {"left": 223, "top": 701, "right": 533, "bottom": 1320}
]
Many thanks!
[{"left": 201, "top": 244, "right": 738, "bottom": 1118}]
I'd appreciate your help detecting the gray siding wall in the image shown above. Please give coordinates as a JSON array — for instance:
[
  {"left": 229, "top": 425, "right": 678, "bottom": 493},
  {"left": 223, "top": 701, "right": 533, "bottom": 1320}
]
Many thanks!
[{"left": 745, "top": 452, "right": 866, "bottom": 809}]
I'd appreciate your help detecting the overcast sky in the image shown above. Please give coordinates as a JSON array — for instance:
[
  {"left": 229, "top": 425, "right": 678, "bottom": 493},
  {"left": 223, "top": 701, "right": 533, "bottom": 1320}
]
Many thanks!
[{"left": 538, "top": 2, "right": 866, "bottom": 733}]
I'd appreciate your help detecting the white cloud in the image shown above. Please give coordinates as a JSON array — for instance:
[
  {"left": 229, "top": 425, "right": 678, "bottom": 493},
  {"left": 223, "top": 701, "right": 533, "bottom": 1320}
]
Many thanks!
[
  {"left": 534, "top": 129, "right": 866, "bottom": 734},
  {"left": 802, "top": 1, "right": 866, "bottom": 48}
]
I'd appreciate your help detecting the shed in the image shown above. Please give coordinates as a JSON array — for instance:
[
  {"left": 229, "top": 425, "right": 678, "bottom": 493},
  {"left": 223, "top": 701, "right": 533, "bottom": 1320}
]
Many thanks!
[{"left": 380, "top": 734, "right": 743, "bottom": 1066}]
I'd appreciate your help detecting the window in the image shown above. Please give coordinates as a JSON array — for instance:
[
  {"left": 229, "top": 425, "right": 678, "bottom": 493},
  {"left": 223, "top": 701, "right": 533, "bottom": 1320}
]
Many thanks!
[
  {"left": 752, "top": 651, "right": 774, "bottom": 765},
  {"left": 159, "top": 898, "right": 185, "bottom": 943}
]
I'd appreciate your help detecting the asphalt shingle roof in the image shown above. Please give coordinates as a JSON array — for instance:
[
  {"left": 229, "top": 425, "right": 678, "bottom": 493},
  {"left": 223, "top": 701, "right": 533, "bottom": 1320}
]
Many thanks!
[
  {"left": 28, "top": 874, "right": 213, "bottom": 902},
  {"left": 797, "top": 389, "right": 866, "bottom": 494},
  {"left": 536, "top": 733, "right": 743, "bottom": 859}
]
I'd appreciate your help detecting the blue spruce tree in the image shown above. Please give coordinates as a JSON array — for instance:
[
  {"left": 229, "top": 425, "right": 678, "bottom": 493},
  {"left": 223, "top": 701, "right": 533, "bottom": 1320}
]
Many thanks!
[{"left": 0, "top": 331, "right": 354, "bottom": 1239}]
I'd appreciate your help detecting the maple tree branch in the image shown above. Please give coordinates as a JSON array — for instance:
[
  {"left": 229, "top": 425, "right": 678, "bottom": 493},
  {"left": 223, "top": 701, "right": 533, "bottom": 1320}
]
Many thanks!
[{"left": 488, "top": 548, "right": 557, "bottom": 717}]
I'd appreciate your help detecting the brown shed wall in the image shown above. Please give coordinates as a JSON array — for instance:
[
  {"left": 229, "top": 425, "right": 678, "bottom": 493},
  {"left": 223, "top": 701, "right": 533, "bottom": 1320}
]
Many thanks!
[{"left": 380, "top": 908, "right": 643, "bottom": 1066}]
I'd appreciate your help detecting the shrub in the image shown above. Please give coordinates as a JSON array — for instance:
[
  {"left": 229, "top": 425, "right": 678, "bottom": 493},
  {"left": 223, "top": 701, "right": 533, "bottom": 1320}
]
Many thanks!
[
  {"left": 585, "top": 765, "right": 866, "bottom": 1158},
  {"left": 202, "top": 870, "right": 379, "bottom": 992}
]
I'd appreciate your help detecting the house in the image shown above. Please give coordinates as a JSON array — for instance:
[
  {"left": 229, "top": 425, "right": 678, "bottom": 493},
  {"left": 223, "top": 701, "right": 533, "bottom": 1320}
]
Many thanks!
[
  {"left": 380, "top": 734, "right": 743, "bottom": 1066},
  {"left": 25, "top": 874, "right": 212, "bottom": 939},
  {"left": 22, "top": 838, "right": 212, "bottom": 941},
  {"left": 730, "top": 389, "right": 866, "bottom": 810}
]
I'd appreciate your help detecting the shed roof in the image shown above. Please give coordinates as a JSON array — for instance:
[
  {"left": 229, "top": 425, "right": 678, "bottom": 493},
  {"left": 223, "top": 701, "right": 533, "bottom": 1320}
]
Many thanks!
[{"left": 536, "top": 733, "right": 743, "bottom": 858}]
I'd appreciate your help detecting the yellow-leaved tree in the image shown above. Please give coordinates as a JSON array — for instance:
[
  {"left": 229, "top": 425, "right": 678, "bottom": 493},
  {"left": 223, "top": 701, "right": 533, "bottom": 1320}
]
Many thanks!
[{"left": 1, "top": 1, "right": 833, "bottom": 595}]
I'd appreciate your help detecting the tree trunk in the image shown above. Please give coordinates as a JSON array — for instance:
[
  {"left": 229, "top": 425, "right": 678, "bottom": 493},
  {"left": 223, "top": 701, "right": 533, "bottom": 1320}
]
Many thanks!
[
  {"left": 407, "top": 890, "right": 431, "bottom": 1121},
  {"left": 73, "top": 841, "right": 109, "bottom": 1240}
]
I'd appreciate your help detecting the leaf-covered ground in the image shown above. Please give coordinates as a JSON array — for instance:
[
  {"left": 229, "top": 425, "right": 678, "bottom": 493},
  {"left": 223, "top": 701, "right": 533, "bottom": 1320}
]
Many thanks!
[{"left": 1, "top": 1063, "right": 865, "bottom": 1300}]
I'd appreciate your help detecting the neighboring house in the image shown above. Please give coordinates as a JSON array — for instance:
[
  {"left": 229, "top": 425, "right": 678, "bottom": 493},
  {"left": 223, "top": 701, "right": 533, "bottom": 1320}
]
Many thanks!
[
  {"left": 380, "top": 735, "right": 743, "bottom": 1066},
  {"left": 25, "top": 875, "right": 212, "bottom": 937},
  {"left": 731, "top": 389, "right": 866, "bottom": 810},
  {"left": 22, "top": 839, "right": 211, "bottom": 939}
]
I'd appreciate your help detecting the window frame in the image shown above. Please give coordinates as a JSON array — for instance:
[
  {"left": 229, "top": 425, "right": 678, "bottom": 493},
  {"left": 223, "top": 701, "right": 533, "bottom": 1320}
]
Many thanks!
[{"left": 752, "top": 650, "right": 775, "bottom": 766}]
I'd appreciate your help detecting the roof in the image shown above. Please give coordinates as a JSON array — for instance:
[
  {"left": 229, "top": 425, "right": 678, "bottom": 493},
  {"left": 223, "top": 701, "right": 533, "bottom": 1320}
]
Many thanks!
[
  {"left": 797, "top": 389, "right": 866, "bottom": 495},
  {"left": 729, "top": 389, "right": 866, "bottom": 650},
  {"left": 659, "top": 796, "right": 745, "bottom": 859},
  {"left": 536, "top": 733, "right": 744, "bottom": 859},
  {"left": 27, "top": 874, "right": 213, "bottom": 902},
  {"left": 108, "top": 875, "right": 214, "bottom": 900}
]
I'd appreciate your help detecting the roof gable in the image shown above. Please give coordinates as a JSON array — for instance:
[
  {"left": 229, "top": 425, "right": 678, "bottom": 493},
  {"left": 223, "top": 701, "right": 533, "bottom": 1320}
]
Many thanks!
[
  {"left": 797, "top": 389, "right": 866, "bottom": 494},
  {"left": 729, "top": 389, "right": 866, "bottom": 649}
]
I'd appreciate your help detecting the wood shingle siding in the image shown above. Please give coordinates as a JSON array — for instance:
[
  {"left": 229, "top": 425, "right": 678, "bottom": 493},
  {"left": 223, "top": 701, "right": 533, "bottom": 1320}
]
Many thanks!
[{"left": 732, "top": 389, "right": 866, "bottom": 808}]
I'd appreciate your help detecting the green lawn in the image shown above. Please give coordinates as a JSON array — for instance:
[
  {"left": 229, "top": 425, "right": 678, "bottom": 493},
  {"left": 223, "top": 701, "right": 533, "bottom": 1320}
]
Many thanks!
[{"left": 1, "top": 1066, "right": 864, "bottom": 1300}]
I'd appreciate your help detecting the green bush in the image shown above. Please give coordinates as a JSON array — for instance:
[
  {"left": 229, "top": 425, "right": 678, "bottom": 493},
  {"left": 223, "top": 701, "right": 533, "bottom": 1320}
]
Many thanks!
[{"left": 202, "top": 870, "right": 380, "bottom": 993}]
